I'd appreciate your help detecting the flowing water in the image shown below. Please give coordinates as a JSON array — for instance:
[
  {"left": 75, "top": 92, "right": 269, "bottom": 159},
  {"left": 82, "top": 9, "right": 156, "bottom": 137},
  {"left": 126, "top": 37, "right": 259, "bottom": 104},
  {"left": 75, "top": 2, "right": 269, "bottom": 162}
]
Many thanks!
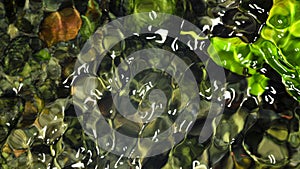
[{"left": 0, "top": 0, "right": 300, "bottom": 168}]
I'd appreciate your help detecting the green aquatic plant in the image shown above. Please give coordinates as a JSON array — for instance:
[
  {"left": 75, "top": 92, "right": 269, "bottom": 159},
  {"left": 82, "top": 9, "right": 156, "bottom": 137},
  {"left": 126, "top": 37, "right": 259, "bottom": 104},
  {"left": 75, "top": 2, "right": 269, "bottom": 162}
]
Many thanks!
[
  {"left": 260, "top": 0, "right": 300, "bottom": 101},
  {"left": 208, "top": 37, "right": 269, "bottom": 96},
  {"left": 208, "top": 0, "right": 300, "bottom": 100},
  {"left": 123, "top": 0, "right": 177, "bottom": 14}
]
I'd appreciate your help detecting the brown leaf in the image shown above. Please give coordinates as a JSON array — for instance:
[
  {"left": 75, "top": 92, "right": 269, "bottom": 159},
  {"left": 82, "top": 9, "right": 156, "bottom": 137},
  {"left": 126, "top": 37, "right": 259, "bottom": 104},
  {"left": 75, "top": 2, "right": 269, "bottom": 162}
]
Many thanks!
[{"left": 39, "top": 8, "right": 82, "bottom": 46}]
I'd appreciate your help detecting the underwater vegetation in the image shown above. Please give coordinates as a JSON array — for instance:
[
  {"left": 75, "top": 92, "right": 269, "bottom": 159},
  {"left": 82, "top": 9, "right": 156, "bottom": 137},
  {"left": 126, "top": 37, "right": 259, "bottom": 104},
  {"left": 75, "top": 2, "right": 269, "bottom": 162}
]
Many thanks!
[{"left": 0, "top": 0, "right": 299, "bottom": 168}]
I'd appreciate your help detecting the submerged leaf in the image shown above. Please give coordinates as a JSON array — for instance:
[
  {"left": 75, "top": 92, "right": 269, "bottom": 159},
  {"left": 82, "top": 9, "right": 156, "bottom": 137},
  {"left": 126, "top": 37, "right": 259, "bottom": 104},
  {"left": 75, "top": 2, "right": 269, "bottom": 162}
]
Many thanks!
[{"left": 39, "top": 8, "right": 82, "bottom": 46}]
